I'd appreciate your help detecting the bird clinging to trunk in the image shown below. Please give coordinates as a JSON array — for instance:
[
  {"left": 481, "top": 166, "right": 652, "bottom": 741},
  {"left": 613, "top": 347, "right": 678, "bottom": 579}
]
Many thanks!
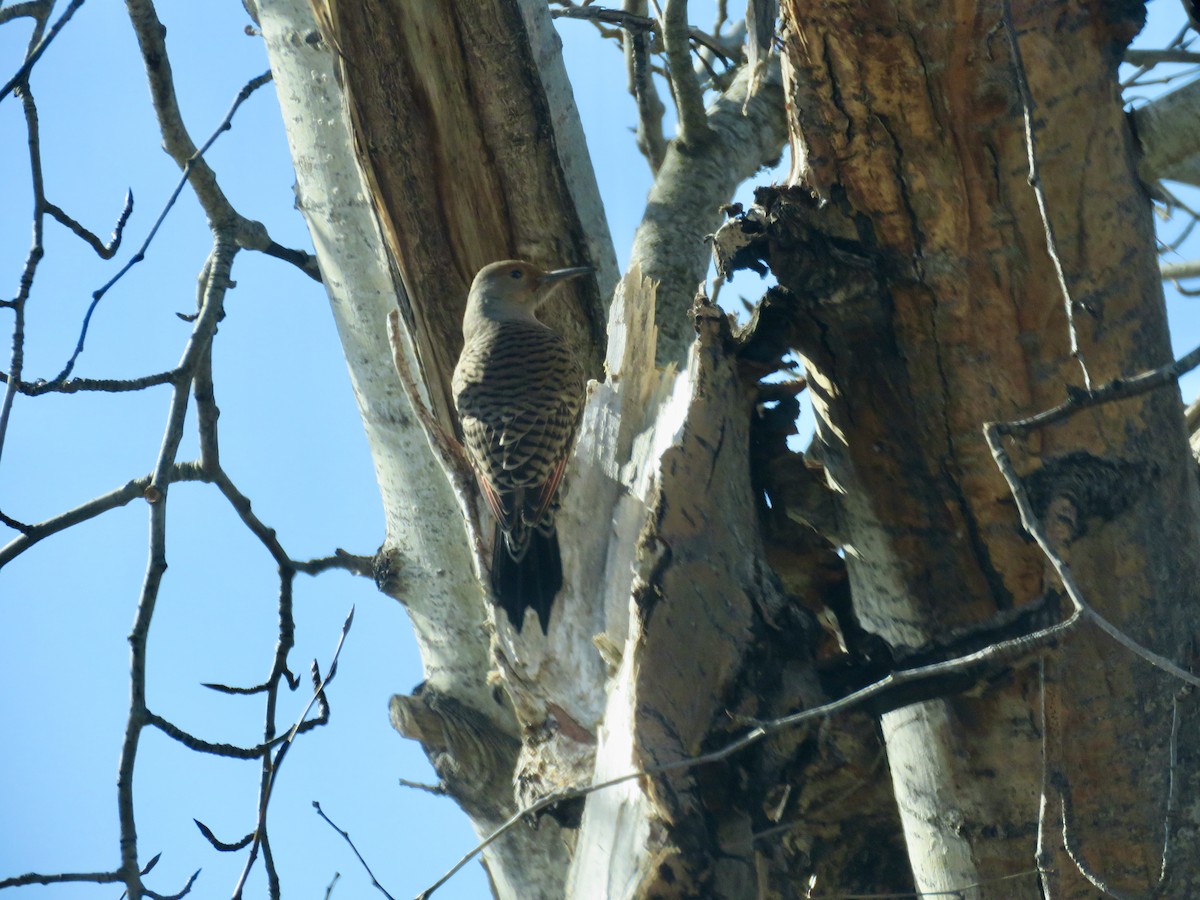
[{"left": 452, "top": 260, "right": 590, "bottom": 633}]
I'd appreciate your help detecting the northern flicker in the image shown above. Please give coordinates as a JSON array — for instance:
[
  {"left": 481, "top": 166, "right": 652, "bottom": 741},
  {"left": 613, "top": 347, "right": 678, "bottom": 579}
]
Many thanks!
[{"left": 452, "top": 260, "right": 590, "bottom": 633}]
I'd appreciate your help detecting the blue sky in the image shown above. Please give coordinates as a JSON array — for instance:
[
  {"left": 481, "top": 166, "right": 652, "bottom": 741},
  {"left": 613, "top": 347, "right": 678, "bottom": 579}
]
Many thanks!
[{"left": 1, "top": 2, "right": 1197, "bottom": 899}]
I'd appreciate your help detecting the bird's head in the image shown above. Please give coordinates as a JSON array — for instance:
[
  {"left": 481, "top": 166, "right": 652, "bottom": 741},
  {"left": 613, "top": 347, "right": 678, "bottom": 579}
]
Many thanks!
[{"left": 465, "top": 260, "right": 591, "bottom": 327}]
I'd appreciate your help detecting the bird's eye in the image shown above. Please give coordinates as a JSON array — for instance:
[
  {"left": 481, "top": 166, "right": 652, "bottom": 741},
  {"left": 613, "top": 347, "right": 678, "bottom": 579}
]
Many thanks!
[{"left": 510, "top": 269, "right": 523, "bottom": 279}]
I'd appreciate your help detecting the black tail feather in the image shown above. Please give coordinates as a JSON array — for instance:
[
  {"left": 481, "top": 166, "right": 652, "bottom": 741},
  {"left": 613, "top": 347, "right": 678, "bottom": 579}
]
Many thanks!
[{"left": 491, "top": 523, "right": 561, "bottom": 634}]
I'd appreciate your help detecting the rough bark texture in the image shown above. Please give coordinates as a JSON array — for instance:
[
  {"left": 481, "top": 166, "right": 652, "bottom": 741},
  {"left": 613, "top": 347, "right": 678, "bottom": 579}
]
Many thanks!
[
  {"left": 258, "top": 0, "right": 621, "bottom": 894},
  {"left": 562, "top": 274, "right": 914, "bottom": 898},
  {"left": 744, "top": 0, "right": 1200, "bottom": 895},
  {"left": 258, "top": 0, "right": 1200, "bottom": 895},
  {"left": 310, "top": 0, "right": 612, "bottom": 429},
  {"left": 627, "top": 61, "right": 788, "bottom": 365}
]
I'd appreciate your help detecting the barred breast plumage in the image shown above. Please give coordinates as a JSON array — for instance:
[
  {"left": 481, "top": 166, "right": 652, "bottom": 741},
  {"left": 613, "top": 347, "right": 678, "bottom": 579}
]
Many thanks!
[{"left": 451, "top": 260, "right": 589, "bottom": 633}]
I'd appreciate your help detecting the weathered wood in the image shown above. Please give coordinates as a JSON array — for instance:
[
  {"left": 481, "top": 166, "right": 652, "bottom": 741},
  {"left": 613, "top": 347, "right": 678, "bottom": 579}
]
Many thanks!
[
  {"left": 311, "top": 0, "right": 610, "bottom": 428},
  {"left": 772, "top": 0, "right": 1200, "bottom": 894}
]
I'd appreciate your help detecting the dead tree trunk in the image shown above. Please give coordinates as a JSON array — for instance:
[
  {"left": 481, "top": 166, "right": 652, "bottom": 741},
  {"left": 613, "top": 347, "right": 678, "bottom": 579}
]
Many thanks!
[
  {"left": 259, "top": 0, "right": 1200, "bottom": 895},
  {"left": 736, "top": 0, "right": 1200, "bottom": 895}
]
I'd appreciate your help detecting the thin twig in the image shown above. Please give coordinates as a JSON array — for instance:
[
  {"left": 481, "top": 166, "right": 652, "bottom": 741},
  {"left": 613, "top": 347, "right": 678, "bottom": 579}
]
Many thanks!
[
  {"left": 1056, "top": 776, "right": 1135, "bottom": 899},
  {"left": 45, "top": 69, "right": 273, "bottom": 386},
  {"left": 552, "top": 5, "right": 733, "bottom": 60},
  {"left": 143, "top": 868, "right": 200, "bottom": 900},
  {"left": 985, "top": 416, "right": 1200, "bottom": 690},
  {"left": 43, "top": 191, "right": 133, "bottom": 259},
  {"left": 1157, "top": 692, "right": 1183, "bottom": 888},
  {"left": 0, "top": 86, "right": 44, "bottom": 466},
  {"left": 313, "top": 801, "right": 397, "bottom": 899},
  {"left": 231, "top": 607, "right": 354, "bottom": 898},
  {"left": 0, "top": 870, "right": 123, "bottom": 889},
  {"left": 1163, "top": 260, "right": 1200, "bottom": 282},
  {"left": 398, "top": 778, "right": 448, "bottom": 796},
  {"left": 0, "top": 0, "right": 86, "bottom": 101},
  {"left": 1119, "top": 24, "right": 1192, "bottom": 90},
  {"left": 1125, "top": 65, "right": 1200, "bottom": 89},
  {"left": 145, "top": 711, "right": 301, "bottom": 759},
  {"left": 195, "top": 820, "right": 253, "bottom": 852},
  {"left": 260, "top": 240, "right": 322, "bottom": 281},
  {"left": 417, "top": 609, "right": 1082, "bottom": 897},
  {"left": 0, "top": 1, "right": 53, "bottom": 28},
  {"left": 294, "top": 550, "right": 375, "bottom": 578},
  {"left": 992, "top": 342, "right": 1200, "bottom": 439},
  {"left": 0, "top": 463, "right": 204, "bottom": 567},
  {"left": 116, "top": 237, "right": 237, "bottom": 899},
  {"left": 0, "top": 368, "right": 179, "bottom": 396},
  {"left": 1000, "top": 0, "right": 1090, "bottom": 389}
]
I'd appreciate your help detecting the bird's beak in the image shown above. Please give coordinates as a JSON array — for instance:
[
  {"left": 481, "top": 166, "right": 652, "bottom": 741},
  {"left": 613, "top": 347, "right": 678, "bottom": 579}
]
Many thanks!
[{"left": 542, "top": 266, "right": 592, "bottom": 287}]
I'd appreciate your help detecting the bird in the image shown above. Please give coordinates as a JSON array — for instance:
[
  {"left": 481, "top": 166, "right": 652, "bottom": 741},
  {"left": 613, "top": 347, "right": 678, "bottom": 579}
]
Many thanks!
[{"left": 451, "top": 260, "right": 590, "bottom": 633}]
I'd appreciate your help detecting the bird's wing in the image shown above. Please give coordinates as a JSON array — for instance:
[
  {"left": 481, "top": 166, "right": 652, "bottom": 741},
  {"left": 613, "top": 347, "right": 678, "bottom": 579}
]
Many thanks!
[{"left": 453, "top": 324, "right": 584, "bottom": 529}]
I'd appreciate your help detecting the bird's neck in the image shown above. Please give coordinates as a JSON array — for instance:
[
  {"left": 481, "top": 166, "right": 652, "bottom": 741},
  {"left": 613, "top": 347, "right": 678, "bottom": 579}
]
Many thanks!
[{"left": 462, "top": 293, "right": 543, "bottom": 342}]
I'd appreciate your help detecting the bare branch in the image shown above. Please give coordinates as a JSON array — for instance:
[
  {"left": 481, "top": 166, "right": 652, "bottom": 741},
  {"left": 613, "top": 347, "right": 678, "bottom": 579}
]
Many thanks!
[
  {"left": 312, "top": 801, "right": 397, "bottom": 900},
  {"left": 991, "top": 342, "right": 1200, "bottom": 438},
  {"left": 293, "top": 550, "right": 375, "bottom": 577},
  {"left": 143, "top": 869, "right": 201, "bottom": 900},
  {"left": 661, "top": 0, "right": 711, "bottom": 144},
  {"left": 43, "top": 190, "right": 133, "bottom": 259},
  {"left": 552, "top": 4, "right": 734, "bottom": 60},
  {"left": 0, "top": 85, "right": 42, "bottom": 465},
  {"left": 0, "top": 368, "right": 179, "bottom": 396},
  {"left": 1163, "top": 259, "right": 1200, "bottom": 281},
  {"left": 145, "top": 711, "right": 294, "bottom": 759},
  {"left": 0, "top": 0, "right": 86, "bottom": 100},
  {"left": 1125, "top": 48, "right": 1200, "bottom": 65},
  {"left": 0, "top": 463, "right": 204, "bottom": 567},
  {"left": 195, "top": 820, "right": 253, "bottom": 852},
  {"left": 117, "top": 237, "right": 237, "bottom": 899},
  {"left": 231, "top": 607, "right": 354, "bottom": 898},
  {"left": 0, "top": 870, "right": 123, "bottom": 890},
  {"left": 985, "top": 344, "right": 1200, "bottom": 690},
  {"left": 192, "top": 306, "right": 220, "bottom": 471},
  {"left": 398, "top": 778, "right": 449, "bottom": 796},
  {"left": 623, "top": 0, "right": 667, "bottom": 172},
  {"left": 43, "top": 69, "right": 274, "bottom": 386},
  {"left": 211, "top": 468, "right": 292, "bottom": 568},
  {"left": 0, "top": 1, "right": 53, "bottom": 28},
  {"left": 1119, "top": 23, "right": 1193, "bottom": 89},
  {"left": 260, "top": 240, "right": 322, "bottom": 281}
]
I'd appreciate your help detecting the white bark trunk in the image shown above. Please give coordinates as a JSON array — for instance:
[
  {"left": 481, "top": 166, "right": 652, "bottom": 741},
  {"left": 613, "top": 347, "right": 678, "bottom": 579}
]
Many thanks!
[
  {"left": 255, "top": 0, "right": 492, "bottom": 709},
  {"left": 1134, "top": 77, "right": 1200, "bottom": 188},
  {"left": 255, "top": 2, "right": 583, "bottom": 893},
  {"left": 256, "top": 0, "right": 802, "bottom": 893}
]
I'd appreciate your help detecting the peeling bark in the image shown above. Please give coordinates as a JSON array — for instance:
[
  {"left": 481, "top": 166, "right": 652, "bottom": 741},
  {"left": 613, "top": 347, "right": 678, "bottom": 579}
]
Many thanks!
[
  {"left": 310, "top": 0, "right": 613, "bottom": 427},
  {"left": 629, "top": 59, "right": 788, "bottom": 366},
  {"left": 248, "top": 0, "right": 1200, "bottom": 895}
]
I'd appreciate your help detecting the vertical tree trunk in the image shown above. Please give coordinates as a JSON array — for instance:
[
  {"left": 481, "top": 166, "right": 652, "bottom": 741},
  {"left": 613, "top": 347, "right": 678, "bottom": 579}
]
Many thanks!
[{"left": 769, "top": 0, "right": 1200, "bottom": 894}]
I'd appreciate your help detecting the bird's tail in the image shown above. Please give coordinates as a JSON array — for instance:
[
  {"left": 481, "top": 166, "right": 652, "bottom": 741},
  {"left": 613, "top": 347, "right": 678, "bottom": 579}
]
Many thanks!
[{"left": 491, "top": 522, "right": 562, "bottom": 634}]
